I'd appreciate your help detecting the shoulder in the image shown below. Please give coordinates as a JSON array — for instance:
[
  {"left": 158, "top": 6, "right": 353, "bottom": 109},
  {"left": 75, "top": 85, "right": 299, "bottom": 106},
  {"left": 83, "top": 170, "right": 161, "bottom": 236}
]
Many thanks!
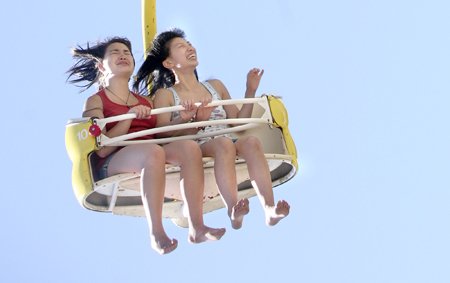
[
  {"left": 205, "top": 79, "right": 224, "bottom": 89},
  {"left": 86, "top": 92, "right": 102, "bottom": 105},
  {"left": 154, "top": 88, "right": 174, "bottom": 107},
  {"left": 83, "top": 93, "right": 104, "bottom": 117},
  {"left": 205, "top": 79, "right": 230, "bottom": 99},
  {"left": 155, "top": 87, "right": 173, "bottom": 96}
]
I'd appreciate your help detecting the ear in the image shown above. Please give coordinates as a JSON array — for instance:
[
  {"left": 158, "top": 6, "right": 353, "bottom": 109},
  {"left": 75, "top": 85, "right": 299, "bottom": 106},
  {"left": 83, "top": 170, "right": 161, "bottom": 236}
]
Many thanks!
[
  {"left": 162, "top": 58, "right": 174, "bottom": 69},
  {"left": 96, "top": 60, "right": 106, "bottom": 73}
]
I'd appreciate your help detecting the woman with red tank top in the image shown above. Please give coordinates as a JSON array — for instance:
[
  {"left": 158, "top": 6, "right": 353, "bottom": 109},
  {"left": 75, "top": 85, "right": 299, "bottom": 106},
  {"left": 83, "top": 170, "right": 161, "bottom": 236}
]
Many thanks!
[{"left": 67, "top": 37, "right": 225, "bottom": 255}]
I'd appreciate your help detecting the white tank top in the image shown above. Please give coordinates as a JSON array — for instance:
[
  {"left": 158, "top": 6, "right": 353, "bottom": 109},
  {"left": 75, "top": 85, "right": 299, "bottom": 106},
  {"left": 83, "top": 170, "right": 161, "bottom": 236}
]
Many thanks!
[{"left": 168, "top": 81, "right": 234, "bottom": 144}]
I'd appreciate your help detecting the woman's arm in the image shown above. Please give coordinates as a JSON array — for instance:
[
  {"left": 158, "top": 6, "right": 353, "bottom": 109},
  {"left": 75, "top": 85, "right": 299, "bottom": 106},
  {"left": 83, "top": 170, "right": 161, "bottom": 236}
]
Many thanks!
[
  {"left": 83, "top": 94, "right": 146, "bottom": 158},
  {"left": 153, "top": 88, "right": 198, "bottom": 137},
  {"left": 209, "top": 68, "right": 263, "bottom": 120},
  {"left": 240, "top": 68, "right": 264, "bottom": 118}
]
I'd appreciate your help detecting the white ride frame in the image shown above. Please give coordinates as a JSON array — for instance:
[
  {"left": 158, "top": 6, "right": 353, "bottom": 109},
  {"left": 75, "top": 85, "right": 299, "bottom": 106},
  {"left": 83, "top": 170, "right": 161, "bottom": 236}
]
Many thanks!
[{"left": 66, "top": 96, "right": 297, "bottom": 226}]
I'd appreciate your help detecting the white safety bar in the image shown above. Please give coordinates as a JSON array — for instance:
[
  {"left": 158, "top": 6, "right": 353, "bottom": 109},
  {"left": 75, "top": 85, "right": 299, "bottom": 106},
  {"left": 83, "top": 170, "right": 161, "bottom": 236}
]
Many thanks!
[{"left": 94, "top": 97, "right": 273, "bottom": 147}]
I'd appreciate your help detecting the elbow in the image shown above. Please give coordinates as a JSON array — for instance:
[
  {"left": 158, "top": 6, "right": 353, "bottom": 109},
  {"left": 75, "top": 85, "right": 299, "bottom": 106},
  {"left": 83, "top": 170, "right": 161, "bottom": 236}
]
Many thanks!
[{"left": 95, "top": 149, "right": 109, "bottom": 159}]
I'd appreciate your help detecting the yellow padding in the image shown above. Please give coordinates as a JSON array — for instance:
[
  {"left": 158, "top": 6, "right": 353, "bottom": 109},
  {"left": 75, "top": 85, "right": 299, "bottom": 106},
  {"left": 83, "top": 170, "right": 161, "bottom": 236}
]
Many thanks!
[
  {"left": 65, "top": 120, "right": 97, "bottom": 206},
  {"left": 268, "top": 96, "right": 298, "bottom": 170}
]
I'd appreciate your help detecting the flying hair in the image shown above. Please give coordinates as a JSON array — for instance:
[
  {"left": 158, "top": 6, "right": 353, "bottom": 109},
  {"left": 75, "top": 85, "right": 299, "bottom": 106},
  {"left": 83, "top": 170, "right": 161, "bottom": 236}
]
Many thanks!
[
  {"left": 133, "top": 28, "right": 189, "bottom": 96},
  {"left": 66, "top": 37, "right": 133, "bottom": 92}
]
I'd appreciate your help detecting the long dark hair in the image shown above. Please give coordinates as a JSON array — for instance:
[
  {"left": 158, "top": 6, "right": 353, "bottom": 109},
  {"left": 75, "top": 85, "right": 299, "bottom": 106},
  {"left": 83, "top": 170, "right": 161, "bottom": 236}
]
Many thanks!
[
  {"left": 133, "top": 28, "right": 197, "bottom": 97},
  {"left": 66, "top": 37, "right": 134, "bottom": 92}
]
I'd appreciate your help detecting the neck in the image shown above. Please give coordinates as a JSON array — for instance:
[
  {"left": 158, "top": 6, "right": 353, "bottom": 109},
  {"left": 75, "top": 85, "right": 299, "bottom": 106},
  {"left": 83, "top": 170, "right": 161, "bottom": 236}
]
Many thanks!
[
  {"left": 104, "top": 78, "right": 130, "bottom": 97},
  {"left": 174, "top": 70, "right": 199, "bottom": 91}
]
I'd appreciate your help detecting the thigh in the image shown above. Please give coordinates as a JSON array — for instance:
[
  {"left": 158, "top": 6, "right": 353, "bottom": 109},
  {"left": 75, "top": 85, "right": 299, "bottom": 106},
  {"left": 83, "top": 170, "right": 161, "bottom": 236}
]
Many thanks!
[
  {"left": 199, "top": 139, "right": 218, "bottom": 157},
  {"left": 235, "top": 136, "right": 262, "bottom": 156},
  {"left": 162, "top": 140, "right": 201, "bottom": 165},
  {"left": 200, "top": 136, "right": 236, "bottom": 158},
  {"left": 107, "top": 144, "right": 165, "bottom": 175}
]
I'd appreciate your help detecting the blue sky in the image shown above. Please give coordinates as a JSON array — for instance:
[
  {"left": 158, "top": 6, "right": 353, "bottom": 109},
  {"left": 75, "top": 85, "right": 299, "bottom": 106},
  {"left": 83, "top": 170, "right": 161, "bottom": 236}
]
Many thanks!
[{"left": 2, "top": 0, "right": 450, "bottom": 282}]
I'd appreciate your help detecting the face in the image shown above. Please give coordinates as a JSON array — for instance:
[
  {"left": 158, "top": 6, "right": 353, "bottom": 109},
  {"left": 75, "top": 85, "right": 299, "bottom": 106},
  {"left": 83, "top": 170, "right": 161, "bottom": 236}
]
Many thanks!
[
  {"left": 100, "top": 42, "right": 135, "bottom": 79},
  {"left": 164, "top": 37, "right": 198, "bottom": 69}
]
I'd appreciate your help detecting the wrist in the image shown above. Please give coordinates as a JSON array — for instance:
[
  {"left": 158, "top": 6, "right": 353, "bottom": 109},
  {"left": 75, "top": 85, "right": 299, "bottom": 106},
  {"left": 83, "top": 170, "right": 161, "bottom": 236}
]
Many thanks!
[
  {"left": 178, "top": 116, "right": 193, "bottom": 123},
  {"left": 245, "top": 89, "right": 256, "bottom": 97}
]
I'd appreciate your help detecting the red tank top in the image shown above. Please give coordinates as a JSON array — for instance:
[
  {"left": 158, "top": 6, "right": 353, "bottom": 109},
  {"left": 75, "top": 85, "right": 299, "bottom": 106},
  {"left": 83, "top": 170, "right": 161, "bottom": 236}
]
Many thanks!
[{"left": 97, "top": 89, "right": 157, "bottom": 140}]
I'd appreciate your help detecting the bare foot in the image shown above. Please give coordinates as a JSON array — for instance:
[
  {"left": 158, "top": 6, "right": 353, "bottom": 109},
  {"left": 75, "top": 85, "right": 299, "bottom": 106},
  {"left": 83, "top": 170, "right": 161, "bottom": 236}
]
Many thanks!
[
  {"left": 230, "top": 198, "right": 250, "bottom": 229},
  {"left": 151, "top": 236, "right": 178, "bottom": 255},
  {"left": 188, "top": 226, "right": 226, "bottom": 244},
  {"left": 266, "top": 200, "right": 290, "bottom": 226}
]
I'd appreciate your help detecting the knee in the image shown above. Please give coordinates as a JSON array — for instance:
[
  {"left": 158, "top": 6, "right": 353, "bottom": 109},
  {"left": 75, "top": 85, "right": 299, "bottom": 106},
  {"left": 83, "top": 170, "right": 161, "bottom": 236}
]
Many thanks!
[
  {"left": 164, "top": 140, "right": 204, "bottom": 166},
  {"left": 177, "top": 140, "right": 202, "bottom": 158},
  {"left": 142, "top": 145, "right": 165, "bottom": 168},
  {"left": 213, "top": 137, "right": 236, "bottom": 157},
  {"left": 237, "top": 136, "right": 263, "bottom": 154}
]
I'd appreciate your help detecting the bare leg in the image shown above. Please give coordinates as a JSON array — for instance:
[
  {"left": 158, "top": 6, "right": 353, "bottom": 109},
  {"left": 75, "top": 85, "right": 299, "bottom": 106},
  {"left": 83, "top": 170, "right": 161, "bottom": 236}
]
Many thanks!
[
  {"left": 201, "top": 137, "right": 249, "bottom": 229},
  {"left": 108, "top": 144, "right": 177, "bottom": 255},
  {"left": 236, "top": 136, "right": 290, "bottom": 226},
  {"left": 163, "top": 140, "right": 226, "bottom": 243}
]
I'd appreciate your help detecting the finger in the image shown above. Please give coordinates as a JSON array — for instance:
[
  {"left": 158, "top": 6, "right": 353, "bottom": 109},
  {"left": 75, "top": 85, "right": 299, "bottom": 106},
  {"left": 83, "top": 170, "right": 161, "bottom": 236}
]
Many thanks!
[
  {"left": 138, "top": 109, "right": 145, "bottom": 119},
  {"left": 188, "top": 100, "right": 196, "bottom": 110},
  {"left": 182, "top": 101, "right": 192, "bottom": 111}
]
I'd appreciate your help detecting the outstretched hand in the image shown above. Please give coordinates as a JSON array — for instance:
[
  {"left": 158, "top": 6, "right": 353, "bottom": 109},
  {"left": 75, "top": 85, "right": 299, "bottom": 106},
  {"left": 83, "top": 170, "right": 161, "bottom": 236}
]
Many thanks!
[{"left": 246, "top": 68, "right": 264, "bottom": 95}]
